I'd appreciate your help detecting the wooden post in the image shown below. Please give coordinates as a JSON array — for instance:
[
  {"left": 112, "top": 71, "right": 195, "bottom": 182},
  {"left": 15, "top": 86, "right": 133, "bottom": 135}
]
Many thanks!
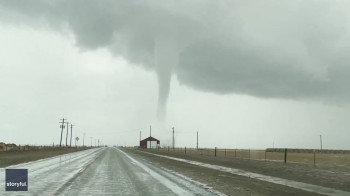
[
  {"left": 265, "top": 150, "right": 267, "bottom": 161},
  {"left": 284, "top": 148, "right": 288, "bottom": 163},
  {"left": 215, "top": 147, "right": 217, "bottom": 157},
  {"left": 249, "top": 149, "right": 251, "bottom": 160},
  {"left": 313, "top": 150, "right": 316, "bottom": 167},
  {"left": 196, "top": 131, "right": 198, "bottom": 150},
  {"left": 185, "top": 146, "right": 186, "bottom": 154}
]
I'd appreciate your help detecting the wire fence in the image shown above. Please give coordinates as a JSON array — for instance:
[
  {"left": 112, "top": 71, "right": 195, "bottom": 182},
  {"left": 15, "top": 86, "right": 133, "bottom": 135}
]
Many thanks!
[
  {"left": 0, "top": 144, "right": 87, "bottom": 151},
  {"left": 146, "top": 147, "right": 350, "bottom": 167}
]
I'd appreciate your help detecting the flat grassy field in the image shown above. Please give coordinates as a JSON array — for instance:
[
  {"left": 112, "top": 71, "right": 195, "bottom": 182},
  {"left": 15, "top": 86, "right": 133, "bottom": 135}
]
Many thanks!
[
  {"left": 130, "top": 148, "right": 350, "bottom": 194},
  {"left": 154, "top": 147, "right": 350, "bottom": 167},
  {"left": 0, "top": 147, "right": 90, "bottom": 168}
]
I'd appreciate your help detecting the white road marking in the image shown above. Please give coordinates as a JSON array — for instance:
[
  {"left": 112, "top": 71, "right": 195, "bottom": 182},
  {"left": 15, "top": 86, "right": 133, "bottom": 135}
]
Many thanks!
[{"left": 118, "top": 149, "right": 194, "bottom": 196}]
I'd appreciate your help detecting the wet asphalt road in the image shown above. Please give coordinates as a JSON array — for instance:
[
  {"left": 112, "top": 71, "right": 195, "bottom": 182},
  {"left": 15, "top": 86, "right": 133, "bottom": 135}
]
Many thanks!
[{"left": 0, "top": 147, "right": 223, "bottom": 195}]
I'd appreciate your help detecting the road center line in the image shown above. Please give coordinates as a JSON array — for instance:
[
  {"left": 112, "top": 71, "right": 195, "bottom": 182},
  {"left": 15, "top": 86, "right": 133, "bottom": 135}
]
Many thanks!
[{"left": 139, "top": 150, "right": 350, "bottom": 196}]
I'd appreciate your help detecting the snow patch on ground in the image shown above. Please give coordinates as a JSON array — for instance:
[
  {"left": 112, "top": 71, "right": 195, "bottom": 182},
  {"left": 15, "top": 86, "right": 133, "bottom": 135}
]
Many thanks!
[{"left": 161, "top": 167, "right": 227, "bottom": 196}]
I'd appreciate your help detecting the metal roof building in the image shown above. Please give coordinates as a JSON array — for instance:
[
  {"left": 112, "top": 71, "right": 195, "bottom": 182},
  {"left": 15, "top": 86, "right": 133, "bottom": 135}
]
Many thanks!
[{"left": 140, "top": 136, "right": 160, "bottom": 149}]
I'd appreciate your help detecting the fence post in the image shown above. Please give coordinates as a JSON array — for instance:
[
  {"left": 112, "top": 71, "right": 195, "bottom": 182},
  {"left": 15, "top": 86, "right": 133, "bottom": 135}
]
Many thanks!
[
  {"left": 265, "top": 150, "right": 267, "bottom": 161},
  {"left": 215, "top": 147, "right": 217, "bottom": 157},
  {"left": 249, "top": 149, "right": 251, "bottom": 160},
  {"left": 185, "top": 147, "right": 186, "bottom": 154},
  {"left": 313, "top": 150, "right": 316, "bottom": 167},
  {"left": 284, "top": 148, "right": 288, "bottom": 163}
]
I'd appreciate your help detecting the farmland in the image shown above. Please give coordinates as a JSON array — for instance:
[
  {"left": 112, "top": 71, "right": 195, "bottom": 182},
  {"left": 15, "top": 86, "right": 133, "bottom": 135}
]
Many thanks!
[
  {"left": 123, "top": 147, "right": 350, "bottom": 195},
  {"left": 0, "top": 147, "right": 90, "bottom": 168},
  {"left": 152, "top": 147, "right": 350, "bottom": 167},
  {"left": 0, "top": 146, "right": 349, "bottom": 195}
]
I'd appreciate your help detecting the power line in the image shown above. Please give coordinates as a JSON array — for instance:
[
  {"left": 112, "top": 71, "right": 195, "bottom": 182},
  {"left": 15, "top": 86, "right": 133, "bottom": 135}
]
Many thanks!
[{"left": 84, "top": 127, "right": 149, "bottom": 135}]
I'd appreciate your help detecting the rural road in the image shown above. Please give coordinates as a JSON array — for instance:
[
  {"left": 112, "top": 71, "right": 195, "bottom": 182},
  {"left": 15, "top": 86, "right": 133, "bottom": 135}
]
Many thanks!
[
  {"left": 1, "top": 147, "right": 349, "bottom": 195},
  {"left": 0, "top": 147, "right": 223, "bottom": 195}
]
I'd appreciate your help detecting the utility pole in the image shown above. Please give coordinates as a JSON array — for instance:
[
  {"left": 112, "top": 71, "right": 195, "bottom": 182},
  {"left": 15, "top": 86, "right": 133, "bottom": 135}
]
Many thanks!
[
  {"left": 59, "top": 118, "right": 66, "bottom": 148},
  {"left": 320, "top": 134, "right": 323, "bottom": 151},
  {"left": 149, "top": 125, "right": 151, "bottom": 149},
  {"left": 65, "top": 121, "right": 69, "bottom": 147},
  {"left": 70, "top": 124, "right": 74, "bottom": 147},
  {"left": 172, "top": 127, "right": 175, "bottom": 150},
  {"left": 83, "top": 133, "right": 85, "bottom": 147},
  {"left": 197, "top": 131, "right": 198, "bottom": 150}
]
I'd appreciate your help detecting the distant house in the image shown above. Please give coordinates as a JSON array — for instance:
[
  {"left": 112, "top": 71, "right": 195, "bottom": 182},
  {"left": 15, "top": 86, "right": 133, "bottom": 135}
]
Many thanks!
[
  {"left": 6, "top": 143, "right": 17, "bottom": 151},
  {"left": 0, "top": 142, "right": 6, "bottom": 151},
  {"left": 140, "top": 137, "right": 160, "bottom": 149}
]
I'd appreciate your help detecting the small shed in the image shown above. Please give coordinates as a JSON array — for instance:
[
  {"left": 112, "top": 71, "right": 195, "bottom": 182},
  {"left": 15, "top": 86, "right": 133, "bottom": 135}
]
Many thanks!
[{"left": 140, "top": 137, "right": 160, "bottom": 149}]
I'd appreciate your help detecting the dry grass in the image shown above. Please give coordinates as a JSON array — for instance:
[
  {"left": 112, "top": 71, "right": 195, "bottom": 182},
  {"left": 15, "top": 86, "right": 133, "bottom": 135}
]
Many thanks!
[
  {"left": 155, "top": 147, "right": 350, "bottom": 166},
  {"left": 0, "top": 147, "right": 90, "bottom": 168}
]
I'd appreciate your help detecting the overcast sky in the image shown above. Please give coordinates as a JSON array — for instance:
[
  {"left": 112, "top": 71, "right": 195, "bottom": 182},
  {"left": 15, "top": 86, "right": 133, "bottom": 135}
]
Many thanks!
[{"left": 1, "top": 0, "right": 350, "bottom": 149}]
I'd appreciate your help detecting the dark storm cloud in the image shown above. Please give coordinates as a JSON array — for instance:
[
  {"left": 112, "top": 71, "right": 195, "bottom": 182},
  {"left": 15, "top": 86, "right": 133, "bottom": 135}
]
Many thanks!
[
  {"left": 1, "top": 0, "right": 350, "bottom": 105},
  {"left": 177, "top": 37, "right": 350, "bottom": 102}
]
